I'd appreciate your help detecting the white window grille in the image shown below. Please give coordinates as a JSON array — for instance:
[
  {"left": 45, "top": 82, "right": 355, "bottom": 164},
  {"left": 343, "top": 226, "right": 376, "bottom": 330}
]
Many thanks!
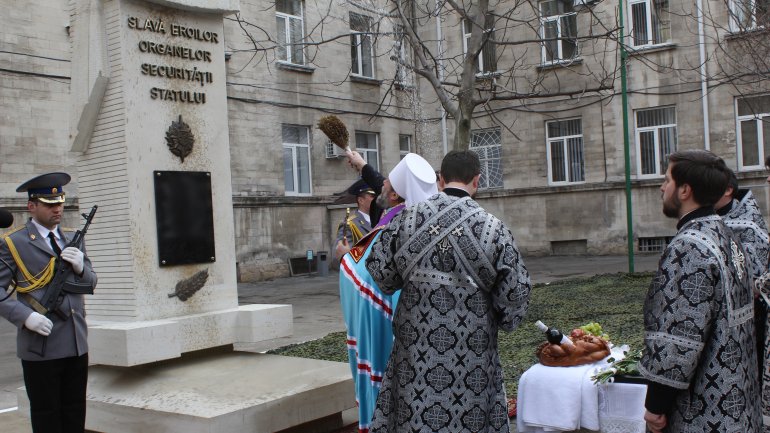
[
  {"left": 736, "top": 95, "right": 770, "bottom": 170},
  {"left": 635, "top": 106, "right": 677, "bottom": 178},
  {"left": 462, "top": 17, "right": 497, "bottom": 74},
  {"left": 546, "top": 118, "right": 585, "bottom": 184},
  {"left": 470, "top": 128, "right": 503, "bottom": 189},
  {"left": 629, "top": 0, "right": 671, "bottom": 47},
  {"left": 399, "top": 134, "right": 412, "bottom": 159},
  {"left": 729, "top": 0, "right": 770, "bottom": 32},
  {"left": 540, "top": 0, "right": 578, "bottom": 64},
  {"left": 282, "top": 124, "right": 312, "bottom": 195},
  {"left": 639, "top": 237, "right": 672, "bottom": 252},
  {"left": 355, "top": 131, "right": 380, "bottom": 171},
  {"left": 276, "top": 0, "right": 305, "bottom": 65},
  {"left": 350, "top": 12, "right": 374, "bottom": 78}
]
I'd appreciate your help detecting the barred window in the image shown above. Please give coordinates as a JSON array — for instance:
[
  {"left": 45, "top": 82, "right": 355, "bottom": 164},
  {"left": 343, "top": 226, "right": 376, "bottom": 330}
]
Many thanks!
[
  {"left": 470, "top": 128, "right": 503, "bottom": 189},
  {"left": 546, "top": 118, "right": 584, "bottom": 184},
  {"left": 635, "top": 106, "right": 677, "bottom": 177},
  {"left": 629, "top": 0, "right": 671, "bottom": 47}
]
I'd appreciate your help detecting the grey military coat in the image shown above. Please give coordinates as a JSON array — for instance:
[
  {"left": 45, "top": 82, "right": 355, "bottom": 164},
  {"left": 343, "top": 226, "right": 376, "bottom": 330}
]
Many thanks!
[{"left": 0, "top": 221, "right": 97, "bottom": 361}]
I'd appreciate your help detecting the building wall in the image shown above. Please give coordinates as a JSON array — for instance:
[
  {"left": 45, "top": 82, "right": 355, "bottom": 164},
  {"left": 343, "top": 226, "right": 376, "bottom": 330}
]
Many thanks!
[{"left": 0, "top": 0, "right": 768, "bottom": 282}]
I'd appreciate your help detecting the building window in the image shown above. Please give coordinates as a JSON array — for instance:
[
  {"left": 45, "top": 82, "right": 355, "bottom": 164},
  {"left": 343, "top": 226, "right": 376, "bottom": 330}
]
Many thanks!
[
  {"left": 639, "top": 236, "right": 673, "bottom": 252},
  {"left": 399, "top": 134, "right": 412, "bottom": 159},
  {"left": 629, "top": 0, "right": 671, "bottom": 47},
  {"left": 282, "top": 125, "right": 311, "bottom": 195},
  {"left": 540, "top": 0, "right": 578, "bottom": 64},
  {"left": 546, "top": 118, "right": 584, "bottom": 184},
  {"left": 462, "top": 16, "right": 497, "bottom": 74},
  {"left": 736, "top": 94, "right": 770, "bottom": 170},
  {"left": 355, "top": 131, "right": 379, "bottom": 171},
  {"left": 394, "top": 25, "right": 412, "bottom": 86},
  {"left": 635, "top": 106, "right": 677, "bottom": 178},
  {"left": 470, "top": 128, "right": 503, "bottom": 189},
  {"left": 276, "top": 0, "right": 304, "bottom": 65},
  {"left": 350, "top": 12, "right": 374, "bottom": 78},
  {"left": 730, "top": 0, "right": 770, "bottom": 31}
]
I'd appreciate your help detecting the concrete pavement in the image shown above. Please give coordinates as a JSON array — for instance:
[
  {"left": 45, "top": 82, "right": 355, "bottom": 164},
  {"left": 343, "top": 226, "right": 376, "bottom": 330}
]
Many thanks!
[{"left": 0, "top": 254, "right": 659, "bottom": 431}]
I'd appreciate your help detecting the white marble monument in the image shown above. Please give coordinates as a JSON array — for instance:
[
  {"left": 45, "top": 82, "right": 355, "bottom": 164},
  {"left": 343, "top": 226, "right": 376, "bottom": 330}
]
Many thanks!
[{"left": 42, "top": 0, "right": 355, "bottom": 431}]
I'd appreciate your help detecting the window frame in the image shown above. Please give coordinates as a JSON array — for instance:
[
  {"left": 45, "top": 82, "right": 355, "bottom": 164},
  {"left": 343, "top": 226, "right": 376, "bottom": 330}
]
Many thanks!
[
  {"left": 729, "top": 0, "right": 770, "bottom": 32},
  {"left": 355, "top": 131, "right": 380, "bottom": 171},
  {"left": 469, "top": 127, "right": 504, "bottom": 190},
  {"left": 735, "top": 94, "right": 770, "bottom": 171},
  {"left": 539, "top": 0, "right": 579, "bottom": 65},
  {"left": 350, "top": 12, "right": 375, "bottom": 78},
  {"left": 275, "top": 0, "right": 305, "bottom": 65},
  {"left": 394, "top": 25, "right": 412, "bottom": 86},
  {"left": 282, "top": 124, "right": 312, "bottom": 196},
  {"left": 399, "top": 134, "right": 412, "bottom": 159},
  {"left": 629, "top": 0, "right": 671, "bottom": 48},
  {"left": 634, "top": 106, "right": 678, "bottom": 179},
  {"left": 545, "top": 117, "right": 585, "bottom": 185},
  {"left": 461, "top": 17, "right": 497, "bottom": 75}
]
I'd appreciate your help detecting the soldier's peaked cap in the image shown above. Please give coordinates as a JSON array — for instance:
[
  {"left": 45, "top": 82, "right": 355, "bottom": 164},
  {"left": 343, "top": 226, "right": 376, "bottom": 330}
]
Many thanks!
[
  {"left": 346, "top": 178, "right": 375, "bottom": 197},
  {"left": 16, "top": 172, "right": 71, "bottom": 204}
]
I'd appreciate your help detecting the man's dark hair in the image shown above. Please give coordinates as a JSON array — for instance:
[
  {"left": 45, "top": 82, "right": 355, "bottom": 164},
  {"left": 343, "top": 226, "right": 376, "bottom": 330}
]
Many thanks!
[
  {"left": 725, "top": 167, "right": 739, "bottom": 199},
  {"left": 668, "top": 150, "right": 729, "bottom": 207},
  {"left": 440, "top": 150, "right": 481, "bottom": 184}
]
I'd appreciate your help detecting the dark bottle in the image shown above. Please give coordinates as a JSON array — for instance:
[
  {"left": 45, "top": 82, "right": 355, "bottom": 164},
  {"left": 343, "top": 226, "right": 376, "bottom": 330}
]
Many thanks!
[{"left": 535, "top": 320, "right": 574, "bottom": 347}]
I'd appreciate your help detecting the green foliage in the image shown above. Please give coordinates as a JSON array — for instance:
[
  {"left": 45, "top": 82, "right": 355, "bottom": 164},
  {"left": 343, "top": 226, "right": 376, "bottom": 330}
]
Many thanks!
[{"left": 268, "top": 272, "right": 652, "bottom": 397}]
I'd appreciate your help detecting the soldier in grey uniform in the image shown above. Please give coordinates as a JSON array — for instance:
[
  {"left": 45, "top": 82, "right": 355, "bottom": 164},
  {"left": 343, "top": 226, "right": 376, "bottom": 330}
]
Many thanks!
[
  {"left": 0, "top": 172, "right": 97, "bottom": 433},
  {"left": 333, "top": 178, "right": 375, "bottom": 261}
]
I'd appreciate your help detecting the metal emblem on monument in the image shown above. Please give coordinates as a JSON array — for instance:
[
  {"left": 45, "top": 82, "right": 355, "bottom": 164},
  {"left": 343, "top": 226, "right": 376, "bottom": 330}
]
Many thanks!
[
  {"left": 165, "top": 115, "right": 195, "bottom": 162},
  {"left": 168, "top": 269, "right": 209, "bottom": 301}
]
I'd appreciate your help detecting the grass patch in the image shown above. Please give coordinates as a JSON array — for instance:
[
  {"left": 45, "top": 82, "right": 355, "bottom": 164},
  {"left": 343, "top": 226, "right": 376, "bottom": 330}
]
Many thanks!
[{"left": 269, "top": 272, "right": 652, "bottom": 395}]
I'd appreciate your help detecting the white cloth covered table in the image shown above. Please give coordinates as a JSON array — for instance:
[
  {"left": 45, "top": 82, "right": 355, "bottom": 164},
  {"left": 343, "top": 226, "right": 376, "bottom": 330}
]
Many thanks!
[{"left": 516, "top": 348, "right": 646, "bottom": 433}]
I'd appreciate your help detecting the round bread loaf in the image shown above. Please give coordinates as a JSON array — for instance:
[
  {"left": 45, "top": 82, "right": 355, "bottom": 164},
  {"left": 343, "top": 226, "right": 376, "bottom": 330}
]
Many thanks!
[{"left": 536, "top": 334, "right": 610, "bottom": 367}]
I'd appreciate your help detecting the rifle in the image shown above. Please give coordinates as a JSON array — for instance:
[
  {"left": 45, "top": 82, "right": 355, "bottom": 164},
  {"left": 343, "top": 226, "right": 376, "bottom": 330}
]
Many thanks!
[
  {"left": 39, "top": 205, "right": 98, "bottom": 312},
  {"left": 28, "top": 205, "right": 97, "bottom": 356}
]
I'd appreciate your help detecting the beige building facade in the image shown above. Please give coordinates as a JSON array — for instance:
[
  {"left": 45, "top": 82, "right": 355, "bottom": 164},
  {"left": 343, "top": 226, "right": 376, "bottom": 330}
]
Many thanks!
[{"left": 1, "top": 0, "right": 768, "bottom": 280}]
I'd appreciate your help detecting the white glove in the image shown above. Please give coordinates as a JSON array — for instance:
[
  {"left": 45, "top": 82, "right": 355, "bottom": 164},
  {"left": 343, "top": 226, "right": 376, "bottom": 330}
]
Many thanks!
[
  {"left": 60, "top": 247, "right": 85, "bottom": 275},
  {"left": 24, "top": 312, "right": 53, "bottom": 336}
]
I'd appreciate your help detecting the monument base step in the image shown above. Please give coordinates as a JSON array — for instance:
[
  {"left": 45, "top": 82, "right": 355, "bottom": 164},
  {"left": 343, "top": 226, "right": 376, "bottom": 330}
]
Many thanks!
[{"left": 17, "top": 351, "right": 355, "bottom": 433}]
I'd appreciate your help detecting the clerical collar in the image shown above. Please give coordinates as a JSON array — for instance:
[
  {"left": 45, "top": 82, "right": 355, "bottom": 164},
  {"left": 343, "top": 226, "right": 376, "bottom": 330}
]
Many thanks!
[
  {"left": 677, "top": 206, "right": 715, "bottom": 230},
  {"left": 444, "top": 187, "right": 470, "bottom": 198}
]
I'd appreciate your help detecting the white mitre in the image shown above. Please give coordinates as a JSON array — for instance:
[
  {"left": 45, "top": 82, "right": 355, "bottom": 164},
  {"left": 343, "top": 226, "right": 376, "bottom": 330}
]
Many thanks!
[{"left": 389, "top": 153, "right": 438, "bottom": 206}]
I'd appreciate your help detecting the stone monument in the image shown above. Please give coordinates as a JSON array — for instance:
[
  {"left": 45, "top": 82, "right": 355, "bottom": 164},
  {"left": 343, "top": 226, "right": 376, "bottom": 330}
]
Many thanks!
[{"left": 16, "top": 0, "right": 355, "bottom": 431}]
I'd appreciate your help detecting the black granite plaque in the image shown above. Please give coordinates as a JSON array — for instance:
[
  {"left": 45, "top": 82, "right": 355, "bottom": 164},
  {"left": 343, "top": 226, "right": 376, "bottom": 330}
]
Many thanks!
[{"left": 154, "top": 171, "right": 215, "bottom": 266}]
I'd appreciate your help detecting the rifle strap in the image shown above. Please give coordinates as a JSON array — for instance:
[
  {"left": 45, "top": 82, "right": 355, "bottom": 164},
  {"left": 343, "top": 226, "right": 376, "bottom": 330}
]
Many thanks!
[
  {"left": 21, "top": 293, "right": 47, "bottom": 315},
  {"left": 3, "top": 236, "right": 55, "bottom": 293}
]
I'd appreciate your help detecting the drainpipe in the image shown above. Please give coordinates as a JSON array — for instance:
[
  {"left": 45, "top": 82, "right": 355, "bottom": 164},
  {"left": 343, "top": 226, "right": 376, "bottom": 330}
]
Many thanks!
[
  {"left": 696, "top": 0, "right": 710, "bottom": 150},
  {"left": 435, "top": 0, "right": 448, "bottom": 155},
  {"left": 619, "top": 0, "right": 635, "bottom": 273}
]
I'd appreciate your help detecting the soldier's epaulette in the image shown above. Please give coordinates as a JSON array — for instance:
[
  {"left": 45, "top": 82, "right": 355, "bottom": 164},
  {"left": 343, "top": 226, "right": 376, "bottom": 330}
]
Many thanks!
[{"left": 1, "top": 225, "right": 25, "bottom": 240}]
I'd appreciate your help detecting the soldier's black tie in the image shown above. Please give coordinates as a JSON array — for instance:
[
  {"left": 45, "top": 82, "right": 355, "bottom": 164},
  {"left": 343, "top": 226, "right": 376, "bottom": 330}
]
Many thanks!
[{"left": 48, "top": 232, "right": 62, "bottom": 256}]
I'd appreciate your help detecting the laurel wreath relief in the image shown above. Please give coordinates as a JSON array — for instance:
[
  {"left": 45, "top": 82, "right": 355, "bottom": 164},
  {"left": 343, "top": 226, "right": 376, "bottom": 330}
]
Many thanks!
[{"left": 166, "top": 115, "right": 195, "bottom": 162}]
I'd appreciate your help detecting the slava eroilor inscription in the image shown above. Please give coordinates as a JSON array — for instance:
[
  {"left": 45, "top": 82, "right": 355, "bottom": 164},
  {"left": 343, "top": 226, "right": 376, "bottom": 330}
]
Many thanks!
[{"left": 127, "top": 16, "right": 218, "bottom": 104}]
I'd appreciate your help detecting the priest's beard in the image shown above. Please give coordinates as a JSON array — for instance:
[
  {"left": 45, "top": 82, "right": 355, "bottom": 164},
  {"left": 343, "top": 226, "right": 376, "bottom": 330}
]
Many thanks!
[
  {"left": 376, "top": 191, "right": 389, "bottom": 209},
  {"left": 663, "top": 194, "right": 682, "bottom": 218}
]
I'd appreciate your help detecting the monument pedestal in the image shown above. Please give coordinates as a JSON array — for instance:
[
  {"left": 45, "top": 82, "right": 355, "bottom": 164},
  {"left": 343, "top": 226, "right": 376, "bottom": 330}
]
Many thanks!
[
  {"left": 88, "top": 304, "right": 293, "bottom": 366},
  {"left": 17, "top": 352, "right": 355, "bottom": 433}
]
